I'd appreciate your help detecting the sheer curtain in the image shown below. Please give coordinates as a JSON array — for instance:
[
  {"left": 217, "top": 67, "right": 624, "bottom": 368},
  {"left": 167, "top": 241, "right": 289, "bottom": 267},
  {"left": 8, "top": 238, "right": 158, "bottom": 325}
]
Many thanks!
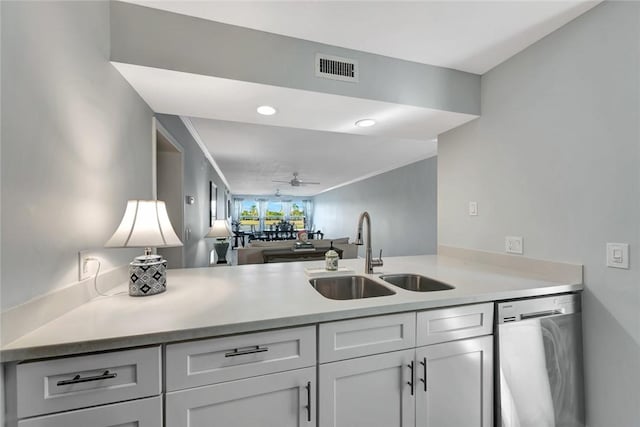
[
  {"left": 303, "top": 199, "right": 313, "bottom": 230},
  {"left": 257, "top": 199, "right": 268, "bottom": 231},
  {"left": 232, "top": 198, "right": 243, "bottom": 224},
  {"left": 282, "top": 200, "right": 292, "bottom": 222}
]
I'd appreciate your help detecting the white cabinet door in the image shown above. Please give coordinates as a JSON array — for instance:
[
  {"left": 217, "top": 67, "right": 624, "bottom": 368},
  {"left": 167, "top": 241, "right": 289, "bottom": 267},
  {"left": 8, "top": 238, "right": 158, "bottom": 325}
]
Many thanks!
[
  {"left": 318, "top": 349, "right": 415, "bottom": 427},
  {"left": 166, "top": 367, "right": 315, "bottom": 427},
  {"left": 415, "top": 336, "right": 493, "bottom": 427}
]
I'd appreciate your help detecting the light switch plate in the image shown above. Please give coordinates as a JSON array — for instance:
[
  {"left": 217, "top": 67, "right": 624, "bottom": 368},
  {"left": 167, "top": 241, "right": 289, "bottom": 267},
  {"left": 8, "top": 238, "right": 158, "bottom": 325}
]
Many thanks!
[
  {"left": 469, "top": 201, "right": 478, "bottom": 216},
  {"left": 606, "top": 243, "right": 629, "bottom": 269},
  {"left": 505, "top": 236, "right": 523, "bottom": 254}
]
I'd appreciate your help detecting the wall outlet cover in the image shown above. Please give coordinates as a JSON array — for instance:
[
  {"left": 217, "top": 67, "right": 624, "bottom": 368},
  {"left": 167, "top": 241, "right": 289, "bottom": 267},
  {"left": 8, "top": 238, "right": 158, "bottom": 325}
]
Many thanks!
[
  {"left": 505, "top": 236, "right": 523, "bottom": 254},
  {"left": 78, "top": 250, "right": 98, "bottom": 281}
]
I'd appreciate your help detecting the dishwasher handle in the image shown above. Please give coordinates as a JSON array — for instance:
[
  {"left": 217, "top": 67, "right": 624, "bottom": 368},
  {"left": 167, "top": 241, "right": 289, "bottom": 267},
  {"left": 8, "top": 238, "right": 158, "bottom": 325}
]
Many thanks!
[{"left": 520, "top": 309, "right": 564, "bottom": 320}]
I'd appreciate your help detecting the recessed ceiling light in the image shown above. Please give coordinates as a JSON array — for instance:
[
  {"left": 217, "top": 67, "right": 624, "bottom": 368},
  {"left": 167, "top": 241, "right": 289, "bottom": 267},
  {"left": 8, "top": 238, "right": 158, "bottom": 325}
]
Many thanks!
[
  {"left": 257, "top": 105, "right": 277, "bottom": 116},
  {"left": 355, "top": 119, "right": 376, "bottom": 128}
]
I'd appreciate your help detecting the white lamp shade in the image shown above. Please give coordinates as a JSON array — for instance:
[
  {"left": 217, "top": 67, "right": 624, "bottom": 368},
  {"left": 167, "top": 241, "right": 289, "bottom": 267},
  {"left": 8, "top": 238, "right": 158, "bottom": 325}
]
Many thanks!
[
  {"left": 206, "top": 219, "right": 233, "bottom": 239},
  {"left": 105, "top": 200, "right": 183, "bottom": 248}
]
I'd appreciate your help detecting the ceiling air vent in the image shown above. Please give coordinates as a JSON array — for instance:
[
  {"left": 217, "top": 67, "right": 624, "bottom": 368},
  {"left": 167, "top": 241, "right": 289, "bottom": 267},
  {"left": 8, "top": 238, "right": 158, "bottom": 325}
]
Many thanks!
[{"left": 315, "top": 53, "right": 359, "bottom": 83}]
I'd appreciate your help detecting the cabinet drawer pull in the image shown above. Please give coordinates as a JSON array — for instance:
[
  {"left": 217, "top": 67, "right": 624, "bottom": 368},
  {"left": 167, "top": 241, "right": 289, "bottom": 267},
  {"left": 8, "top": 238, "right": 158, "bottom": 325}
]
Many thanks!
[
  {"left": 305, "top": 381, "right": 312, "bottom": 422},
  {"left": 420, "top": 357, "right": 427, "bottom": 391},
  {"left": 407, "top": 361, "right": 414, "bottom": 396},
  {"left": 56, "top": 370, "right": 117, "bottom": 386},
  {"left": 224, "top": 345, "right": 269, "bottom": 357}
]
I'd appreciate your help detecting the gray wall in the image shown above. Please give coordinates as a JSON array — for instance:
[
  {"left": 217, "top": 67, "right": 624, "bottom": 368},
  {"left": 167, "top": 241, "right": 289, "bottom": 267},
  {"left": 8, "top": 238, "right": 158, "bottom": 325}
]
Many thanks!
[
  {"left": 155, "top": 115, "right": 229, "bottom": 268},
  {"left": 314, "top": 157, "right": 437, "bottom": 257},
  {"left": 438, "top": 2, "right": 639, "bottom": 426},
  {"left": 110, "top": 1, "right": 480, "bottom": 115},
  {"left": 1, "top": 1, "right": 153, "bottom": 310}
]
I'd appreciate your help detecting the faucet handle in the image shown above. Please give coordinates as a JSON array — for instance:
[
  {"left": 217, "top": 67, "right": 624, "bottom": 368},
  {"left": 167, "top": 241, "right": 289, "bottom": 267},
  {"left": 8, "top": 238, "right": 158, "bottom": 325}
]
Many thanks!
[{"left": 372, "top": 249, "right": 384, "bottom": 268}]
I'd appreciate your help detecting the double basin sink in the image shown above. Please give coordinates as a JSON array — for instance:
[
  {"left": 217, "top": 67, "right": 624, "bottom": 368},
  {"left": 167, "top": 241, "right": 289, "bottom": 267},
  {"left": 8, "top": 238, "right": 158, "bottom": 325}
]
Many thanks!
[{"left": 309, "top": 273, "right": 454, "bottom": 300}]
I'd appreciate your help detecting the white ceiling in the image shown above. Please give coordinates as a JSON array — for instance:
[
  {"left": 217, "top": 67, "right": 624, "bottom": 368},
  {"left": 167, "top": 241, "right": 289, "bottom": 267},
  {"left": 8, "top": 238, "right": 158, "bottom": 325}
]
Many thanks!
[
  {"left": 113, "top": 63, "right": 468, "bottom": 195},
  {"left": 116, "top": 1, "right": 600, "bottom": 196},
  {"left": 113, "top": 63, "right": 477, "bottom": 142},
  {"left": 188, "top": 117, "right": 437, "bottom": 196},
  {"left": 124, "top": 0, "right": 600, "bottom": 74}
]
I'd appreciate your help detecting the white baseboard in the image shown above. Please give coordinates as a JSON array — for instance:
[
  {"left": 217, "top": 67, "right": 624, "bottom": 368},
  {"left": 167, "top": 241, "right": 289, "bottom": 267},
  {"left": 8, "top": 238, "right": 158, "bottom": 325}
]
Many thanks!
[{"left": 1, "top": 265, "right": 128, "bottom": 348}]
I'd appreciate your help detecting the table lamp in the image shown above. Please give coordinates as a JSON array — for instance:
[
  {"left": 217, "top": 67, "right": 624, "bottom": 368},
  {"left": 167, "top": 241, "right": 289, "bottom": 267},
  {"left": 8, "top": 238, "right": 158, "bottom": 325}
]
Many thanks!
[
  {"left": 105, "top": 200, "right": 183, "bottom": 296},
  {"left": 206, "top": 219, "right": 233, "bottom": 264}
]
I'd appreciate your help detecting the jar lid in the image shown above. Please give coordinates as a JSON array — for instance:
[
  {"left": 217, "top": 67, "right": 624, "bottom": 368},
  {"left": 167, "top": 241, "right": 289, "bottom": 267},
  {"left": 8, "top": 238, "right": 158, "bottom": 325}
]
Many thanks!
[
  {"left": 325, "top": 250, "right": 339, "bottom": 257},
  {"left": 133, "top": 254, "right": 163, "bottom": 264}
]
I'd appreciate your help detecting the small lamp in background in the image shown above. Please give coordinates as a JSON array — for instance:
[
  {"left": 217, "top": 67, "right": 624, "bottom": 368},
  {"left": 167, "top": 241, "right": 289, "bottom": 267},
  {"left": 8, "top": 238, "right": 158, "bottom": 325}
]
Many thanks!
[
  {"left": 105, "top": 200, "right": 183, "bottom": 296},
  {"left": 206, "top": 219, "right": 233, "bottom": 264}
]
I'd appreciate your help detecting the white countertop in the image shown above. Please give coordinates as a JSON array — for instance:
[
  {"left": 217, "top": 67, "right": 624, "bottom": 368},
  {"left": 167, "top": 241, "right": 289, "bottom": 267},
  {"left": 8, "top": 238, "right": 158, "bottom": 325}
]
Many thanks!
[{"left": 1, "top": 255, "right": 582, "bottom": 362}]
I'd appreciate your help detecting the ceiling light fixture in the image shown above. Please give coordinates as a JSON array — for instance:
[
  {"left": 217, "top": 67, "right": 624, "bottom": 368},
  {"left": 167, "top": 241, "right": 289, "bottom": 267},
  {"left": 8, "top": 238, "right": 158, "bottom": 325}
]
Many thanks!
[
  {"left": 355, "top": 119, "right": 376, "bottom": 128},
  {"left": 257, "top": 105, "right": 277, "bottom": 116}
]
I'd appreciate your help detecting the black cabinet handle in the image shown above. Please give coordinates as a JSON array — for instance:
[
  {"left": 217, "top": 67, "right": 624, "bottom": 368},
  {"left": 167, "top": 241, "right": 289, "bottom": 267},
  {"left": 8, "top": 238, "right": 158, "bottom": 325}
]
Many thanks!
[
  {"left": 305, "top": 381, "right": 312, "bottom": 422},
  {"left": 420, "top": 357, "right": 427, "bottom": 391},
  {"left": 57, "top": 370, "right": 117, "bottom": 386},
  {"left": 224, "top": 345, "right": 269, "bottom": 357},
  {"left": 407, "top": 361, "right": 414, "bottom": 396}
]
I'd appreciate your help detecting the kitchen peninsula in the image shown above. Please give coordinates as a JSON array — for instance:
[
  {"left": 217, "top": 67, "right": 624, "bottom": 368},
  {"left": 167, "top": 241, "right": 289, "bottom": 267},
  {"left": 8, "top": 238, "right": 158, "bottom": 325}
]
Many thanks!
[{"left": 2, "top": 250, "right": 582, "bottom": 427}]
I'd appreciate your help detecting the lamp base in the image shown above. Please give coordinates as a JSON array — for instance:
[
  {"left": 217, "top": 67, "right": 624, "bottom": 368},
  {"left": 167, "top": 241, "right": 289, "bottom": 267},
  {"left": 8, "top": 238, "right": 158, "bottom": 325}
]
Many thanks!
[
  {"left": 214, "top": 241, "right": 230, "bottom": 264},
  {"left": 128, "top": 254, "right": 167, "bottom": 296}
]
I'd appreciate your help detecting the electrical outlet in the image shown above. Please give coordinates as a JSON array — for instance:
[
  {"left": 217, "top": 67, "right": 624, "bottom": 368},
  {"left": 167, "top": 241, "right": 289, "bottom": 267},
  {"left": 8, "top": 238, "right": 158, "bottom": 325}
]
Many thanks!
[
  {"left": 78, "top": 251, "right": 98, "bottom": 281},
  {"left": 505, "top": 236, "right": 523, "bottom": 254}
]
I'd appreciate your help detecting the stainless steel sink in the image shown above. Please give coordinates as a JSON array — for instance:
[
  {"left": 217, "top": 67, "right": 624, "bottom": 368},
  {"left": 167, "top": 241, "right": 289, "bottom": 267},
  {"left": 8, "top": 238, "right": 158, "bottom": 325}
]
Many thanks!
[
  {"left": 379, "top": 274, "right": 455, "bottom": 292},
  {"left": 309, "top": 275, "right": 395, "bottom": 300}
]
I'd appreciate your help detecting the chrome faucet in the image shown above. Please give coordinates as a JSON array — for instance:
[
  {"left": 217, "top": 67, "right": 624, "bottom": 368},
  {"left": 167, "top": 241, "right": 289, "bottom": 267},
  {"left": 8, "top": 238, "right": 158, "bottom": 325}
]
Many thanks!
[{"left": 355, "top": 211, "right": 383, "bottom": 274}]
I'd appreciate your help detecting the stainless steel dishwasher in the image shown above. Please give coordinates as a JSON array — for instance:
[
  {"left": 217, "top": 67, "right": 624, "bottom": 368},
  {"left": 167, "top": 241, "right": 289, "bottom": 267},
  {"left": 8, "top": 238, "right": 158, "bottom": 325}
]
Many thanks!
[{"left": 496, "top": 294, "right": 584, "bottom": 427}]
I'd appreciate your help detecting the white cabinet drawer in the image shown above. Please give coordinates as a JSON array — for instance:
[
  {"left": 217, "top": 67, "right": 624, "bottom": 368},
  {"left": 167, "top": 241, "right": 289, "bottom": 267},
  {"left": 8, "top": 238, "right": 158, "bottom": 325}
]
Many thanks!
[
  {"left": 318, "top": 312, "right": 416, "bottom": 363},
  {"left": 416, "top": 303, "right": 493, "bottom": 346},
  {"left": 14, "top": 346, "right": 161, "bottom": 418},
  {"left": 166, "top": 326, "right": 316, "bottom": 391},
  {"left": 17, "top": 396, "right": 162, "bottom": 427}
]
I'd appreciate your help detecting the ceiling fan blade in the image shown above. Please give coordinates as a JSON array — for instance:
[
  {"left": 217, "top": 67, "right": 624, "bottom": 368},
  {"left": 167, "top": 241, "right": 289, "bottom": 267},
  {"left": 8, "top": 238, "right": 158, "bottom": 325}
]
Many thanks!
[{"left": 273, "top": 173, "right": 320, "bottom": 186}]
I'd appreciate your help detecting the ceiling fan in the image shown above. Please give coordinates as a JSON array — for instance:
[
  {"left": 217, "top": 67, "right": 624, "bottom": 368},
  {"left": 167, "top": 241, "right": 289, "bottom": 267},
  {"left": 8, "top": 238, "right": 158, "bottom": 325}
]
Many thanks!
[{"left": 272, "top": 172, "right": 320, "bottom": 187}]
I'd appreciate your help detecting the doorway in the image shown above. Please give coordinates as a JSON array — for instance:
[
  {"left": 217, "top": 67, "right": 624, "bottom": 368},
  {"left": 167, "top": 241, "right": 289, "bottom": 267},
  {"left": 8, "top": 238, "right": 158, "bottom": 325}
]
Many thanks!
[{"left": 155, "top": 121, "right": 185, "bottom": 268}]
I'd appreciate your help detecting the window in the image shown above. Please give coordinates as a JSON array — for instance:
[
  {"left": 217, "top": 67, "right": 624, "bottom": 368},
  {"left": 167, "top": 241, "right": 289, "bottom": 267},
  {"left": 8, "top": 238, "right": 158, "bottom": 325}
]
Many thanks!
[
  {"left": 233, "top": 197, "right": 313, "bottom": 232},
  {"left": 239, "top": 200, "right": 259, "bottom": 230},
  {"left": 289, "top": 201, "right": 306, "bottom": 230},
  {"left": 264, "top": 201, "right": 284, "bottom": 228}
]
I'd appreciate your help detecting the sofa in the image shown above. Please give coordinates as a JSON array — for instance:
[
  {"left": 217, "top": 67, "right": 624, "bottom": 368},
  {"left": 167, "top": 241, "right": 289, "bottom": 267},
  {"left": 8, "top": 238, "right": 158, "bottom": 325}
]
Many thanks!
[{"left": 236, "top": 237, "right": 358, "bottom": 265}]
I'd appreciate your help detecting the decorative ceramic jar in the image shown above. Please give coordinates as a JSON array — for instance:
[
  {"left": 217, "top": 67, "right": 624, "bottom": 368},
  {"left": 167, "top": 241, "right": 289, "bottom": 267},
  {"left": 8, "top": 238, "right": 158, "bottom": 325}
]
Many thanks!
[
  {"left": 129, "top": 254, "right": 167, "bottom": 296},
  {"left": 325, "top": 249, "right": 339, "bottom": 271}
]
